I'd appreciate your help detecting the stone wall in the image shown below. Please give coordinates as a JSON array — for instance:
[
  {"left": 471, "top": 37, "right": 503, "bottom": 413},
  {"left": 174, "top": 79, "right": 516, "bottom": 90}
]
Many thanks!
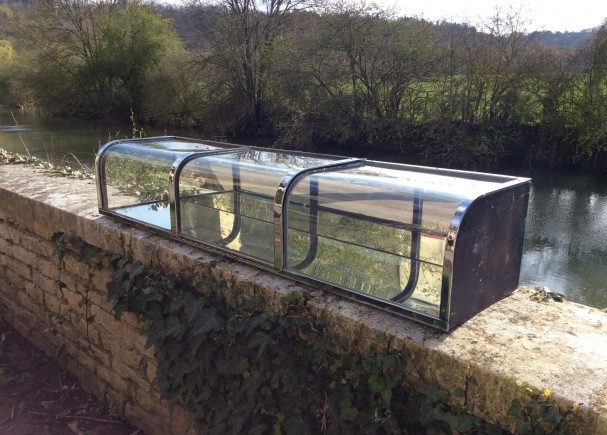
[{"left": 1, "top": 164, "right": 607, "bottom": 434}]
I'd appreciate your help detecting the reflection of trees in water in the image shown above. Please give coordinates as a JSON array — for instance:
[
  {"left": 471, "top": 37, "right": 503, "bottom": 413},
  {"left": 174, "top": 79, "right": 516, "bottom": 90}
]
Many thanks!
[{"left": 521, "top": 170, "right": 607, "bottom": 308}]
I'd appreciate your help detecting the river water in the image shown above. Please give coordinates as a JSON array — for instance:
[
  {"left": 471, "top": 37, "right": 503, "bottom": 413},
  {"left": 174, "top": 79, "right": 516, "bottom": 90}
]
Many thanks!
[{"left": 2, "top": 108, "right": 606, "bottom": 309}]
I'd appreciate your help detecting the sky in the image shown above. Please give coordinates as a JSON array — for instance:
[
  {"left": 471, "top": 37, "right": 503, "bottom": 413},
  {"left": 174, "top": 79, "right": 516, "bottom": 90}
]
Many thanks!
[{"left": 382, "top": 0, "right": 606, "bottom": 32}]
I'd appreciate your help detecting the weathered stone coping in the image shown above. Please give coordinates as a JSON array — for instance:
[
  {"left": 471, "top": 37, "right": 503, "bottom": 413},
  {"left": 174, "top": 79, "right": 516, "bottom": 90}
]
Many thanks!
[{"left": 1, "top": 164, "right": 606, "bottom": 433}]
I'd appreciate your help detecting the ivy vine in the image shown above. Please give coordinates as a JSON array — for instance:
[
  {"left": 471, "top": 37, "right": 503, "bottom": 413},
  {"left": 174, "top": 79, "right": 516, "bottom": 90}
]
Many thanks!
[{"left": 51, "top": 233, "right": 576, "bottom": 434}]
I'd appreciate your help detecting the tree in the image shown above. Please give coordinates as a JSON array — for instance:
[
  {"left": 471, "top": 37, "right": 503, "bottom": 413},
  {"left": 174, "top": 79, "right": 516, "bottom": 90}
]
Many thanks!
[
  {"left": 574, "top": 20, "right": 607, "bottom": 166},
  {"left": 281, "top": 1, "right": 442, "bottom": 150},
  {"left": 16, "top": 0, "right": 182, "bottom": 115},
  {"left": 189, "top": 0, "right": 316, "bottom": 134}
]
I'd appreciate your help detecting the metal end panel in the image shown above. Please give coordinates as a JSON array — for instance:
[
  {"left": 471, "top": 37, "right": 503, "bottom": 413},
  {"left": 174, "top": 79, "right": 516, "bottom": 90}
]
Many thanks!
[{"left": 448, "top": 182, "right": 531, "bottom": 328}]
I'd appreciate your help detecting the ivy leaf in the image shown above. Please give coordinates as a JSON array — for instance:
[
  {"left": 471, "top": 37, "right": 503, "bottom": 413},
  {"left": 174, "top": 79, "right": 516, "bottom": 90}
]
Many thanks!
[
  {"left": 368, "top": 374, "right": 386, "bottom": 393},
  {"left": 248, "top": 331, "right": 277, "bottom": 360},
  {"left": 113, "top": 302, "right": 126, "bottom": 320},
  {"left": 380, "top": 355, "right": 397, "bottom": 373},
  {"left": 380, "top": 387, "right": 393, "bottom": 406},
  {"left": 425, "top": 383, "right": 449, "bottom": 404},
  {"left": 145, "top": 327, "right": 166, "bottom": 349},
  {"left": 164, "top": 315, "right": 187, "bottom": 340},
  {"left": 184, "top": 295, "right": 210, "bottom": 323},
  {"left": 192, "top": 308, "right": 225, "bottom": 335},
  {"left": 79, "top": 245, "right": 100, "bottom": 261},
  {"left": 542, "top": 404, "right": 563, "bottom": 426},
  {"left": 444, "top": 412, "right": 474, "bottom": 432},
  {"left": 340, "top": 399, "right": 359, "bottom": 421},
  {"left": 125, "top": 262, "right": 146, "bottom": 290}
]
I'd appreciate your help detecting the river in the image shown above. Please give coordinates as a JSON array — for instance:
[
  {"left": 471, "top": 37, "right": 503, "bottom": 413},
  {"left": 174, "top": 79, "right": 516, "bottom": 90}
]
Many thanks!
[{"left": 2, "top": 107, "right": 606, "bottom": 309}]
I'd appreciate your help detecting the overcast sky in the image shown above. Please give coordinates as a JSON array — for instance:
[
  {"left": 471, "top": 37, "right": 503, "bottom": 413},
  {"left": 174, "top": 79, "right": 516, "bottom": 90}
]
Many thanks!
[{"left": 382, "top": 0, "right": 606, "bottom": 32}]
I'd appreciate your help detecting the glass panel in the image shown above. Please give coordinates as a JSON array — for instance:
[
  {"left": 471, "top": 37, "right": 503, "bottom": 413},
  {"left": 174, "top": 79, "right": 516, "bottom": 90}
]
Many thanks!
[
  {"left": 103, "top": 138, "right": 228, "bottom": 229},
  {"left": 284, "top": 164, "right": 482, "bottom": 317},
  {"left": 179, "top": 150, "right": 339, "bottom": 262}
]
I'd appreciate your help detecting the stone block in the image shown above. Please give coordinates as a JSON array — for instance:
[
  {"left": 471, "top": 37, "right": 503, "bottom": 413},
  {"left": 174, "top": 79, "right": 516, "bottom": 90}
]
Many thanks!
[
  {"left": 111, "top": 358, "right": 149, "bottom": 391},
  {"left": 97, "top": 364, "right": 131, "bottom": 398},
  {"left": 124, "top": 400, "right": 171, "bottom": 435},
  {"left": 0, "top": 231, "right": 13, "bottom": 254},
  {"left": 132, "top": 387, "right": 171, "bottom": 423},
  {"left": 31, "top": 218, "right": 55, "bottom": 240},
  {"left": 87, "top": 289, "right": 115, "bottom": 316},
  {"left": 104, "top": 385, "right": 129, "bottom": 419},
  {"left": 64, "top": 358, "right": 98, "bottom": 394},
  {"left": 58, "top": 270, "right": 84, "bottom": 296},
  {"left": 5, "top": 256, "right": 32, "bottom": 281},
  {"left": 11, "top": 244, "right": 39, "bottom": 270},
  {"left": 23, "top": 280, "right": 45, "bottom": 305},
  {"left": 20, "top": 231, "right": 55, "bottom": 258},
  {"left": 105, "top": 332, "right": 143, "bottom": 371},
  {"left": 63, "top": 255, "right": 92, "bottom": 278},
  {"left": 4, "top": 267, "right": 25, "bottom": 290},
  {"left": 36, "top": 256, "right": 60, "bottom": 280},
  {"left": 4, "top": 255, "right": 32, "bottom": 281},
  {"left": 32, "top": 268, "right": 59, "bottom": 294},
  {"left": 15, "top": 287, "right": 45, "bottom": 321},
  {"left": 92, "top": 306, "right": 123, "bottom": 338}
]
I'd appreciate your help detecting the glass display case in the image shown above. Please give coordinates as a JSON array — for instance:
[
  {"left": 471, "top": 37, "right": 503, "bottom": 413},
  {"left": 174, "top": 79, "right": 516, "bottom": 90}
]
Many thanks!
[{"left": 96, "top": 137, "right": 531, "bottom": 330}]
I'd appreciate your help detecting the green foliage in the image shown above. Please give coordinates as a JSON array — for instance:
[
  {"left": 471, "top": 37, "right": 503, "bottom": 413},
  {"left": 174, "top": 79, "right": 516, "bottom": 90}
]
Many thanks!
[
  {"left": 413, "top": 383, "right": 504, "bottom": 435},
  {"left": 106, "top": 254, "right": 395, "bottom": 432},
  {"left": 0, "top": 148, "right": 93, "bottom": 179},
  {"left": 15, "top": 0, "right": 184, "bottom": 116},
  {"left": 45, "top": 232, "right": 583, "bottom": 434},
  {"left": 508, "top": 385, "right": 575, "bottom": 435},
  {"left": 101, "top": 243, "right": 493, "bottom": 434}
]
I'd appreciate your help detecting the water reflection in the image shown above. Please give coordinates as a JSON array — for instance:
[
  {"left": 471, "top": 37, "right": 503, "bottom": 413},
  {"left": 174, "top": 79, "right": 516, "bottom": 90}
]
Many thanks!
[
  {"left": 0, "top": 107, "right": 203, "bottom": 166},
  {"left": 520, "top": 170, "right": 607, "bottom": 308}
]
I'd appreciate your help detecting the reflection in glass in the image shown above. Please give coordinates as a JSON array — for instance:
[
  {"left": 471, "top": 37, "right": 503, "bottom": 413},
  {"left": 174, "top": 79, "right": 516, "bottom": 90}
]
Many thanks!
[
  {"left": 179, "top": 150, "right": 339, "bottom": 263},
  {"left": 101, "top": 138, "right": 228, "bottom": 229},
  {"left": 282, "top": 166, "right": 473, "bottom": 318}
]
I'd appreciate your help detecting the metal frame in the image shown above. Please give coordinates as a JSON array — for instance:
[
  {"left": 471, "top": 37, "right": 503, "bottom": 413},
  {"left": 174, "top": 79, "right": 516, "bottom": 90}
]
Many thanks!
[{"left": 96, "top": 137, "right": 531, "bottom": 331}]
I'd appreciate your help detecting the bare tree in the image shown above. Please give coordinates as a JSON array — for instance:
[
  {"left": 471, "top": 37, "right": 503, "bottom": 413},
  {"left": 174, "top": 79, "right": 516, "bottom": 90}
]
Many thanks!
[
  {"left": 296, "top": 1, "right": 441, "bottom": 145},
  {"left": 190, "top": 0, "right": 317, "bottom": 133}
]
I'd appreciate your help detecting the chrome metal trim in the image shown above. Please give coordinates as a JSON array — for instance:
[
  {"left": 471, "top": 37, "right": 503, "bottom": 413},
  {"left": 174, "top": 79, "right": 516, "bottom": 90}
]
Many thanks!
[
  {"left": 94, "top": 138, "right": 125, "bottom": 210},
  {"left": 441, "top": 198, "right": 474, "bottom": 323},
  {"left": 273, "top": 158, "right": 365, "bottom": 269},
  {"left": 390, "top": 187, "right": 423, "bottom": 303}
]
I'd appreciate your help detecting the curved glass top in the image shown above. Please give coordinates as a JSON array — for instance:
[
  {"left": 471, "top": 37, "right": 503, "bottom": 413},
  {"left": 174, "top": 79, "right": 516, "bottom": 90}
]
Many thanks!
[{"left": 287, "top": 162, "right": 516, "bottom": 235}]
